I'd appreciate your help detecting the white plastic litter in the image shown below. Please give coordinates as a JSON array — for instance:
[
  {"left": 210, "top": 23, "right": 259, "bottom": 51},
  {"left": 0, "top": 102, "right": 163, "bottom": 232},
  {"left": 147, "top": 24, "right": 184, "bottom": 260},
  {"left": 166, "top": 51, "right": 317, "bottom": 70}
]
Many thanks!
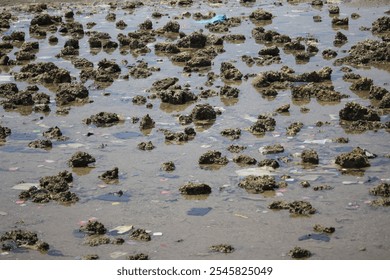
[
  {"left": 235, "top": 167, "right": 273, "bottom": 177},
  {"left": 12, "top": 183, "right": 37, "bottom": 190}
]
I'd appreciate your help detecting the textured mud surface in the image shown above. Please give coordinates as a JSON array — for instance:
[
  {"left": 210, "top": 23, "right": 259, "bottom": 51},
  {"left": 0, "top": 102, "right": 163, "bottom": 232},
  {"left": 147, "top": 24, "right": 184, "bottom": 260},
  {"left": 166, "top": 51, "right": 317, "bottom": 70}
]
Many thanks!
[{"left": 0, "top": 0, "right": 390, "bottom": 260}]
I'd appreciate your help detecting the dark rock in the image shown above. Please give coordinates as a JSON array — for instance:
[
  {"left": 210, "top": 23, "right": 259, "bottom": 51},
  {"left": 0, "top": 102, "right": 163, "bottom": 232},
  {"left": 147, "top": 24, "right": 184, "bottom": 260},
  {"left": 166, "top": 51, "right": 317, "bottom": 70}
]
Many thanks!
[
  {"left": 179, "top": 182, "right": 211, "bottom": 195},
  {"left": 249, "top": 9, "right": 273, "bottom": 21},
  {"left": 339, "top": 102, "right": 380, "bottom": 121},
  {"left": 372, "top": 16, "right": 390, "bottom": 34},
  {"left": 139, "top": 114, "right": 155, "bottom": 130},
  {"left": 249, "top": 115, "right": 276, "bottom": 135},
  {"left": 220, "top": 128, "right": 241, "bottom": 140},
  {"left": 220, "top": 62, "right": 242, "bottom": 81},
  {"left": 258, "top": 159, "right": 279, "bottom": 169},
  {"left": 84, "top": 112, "right": 121, "bottom": 127},
  {"left": 99, "top": 167, "right": 119, "bottom": 182},
  {"left": 161, "top": 161, "right": 175, "bottom": 171},
  {"left": 260, "top": 144, "right": 284, "bottom": 154},
  {"left": 288, "top": 247, "right": 311, "bottom": 259},
  {"left": 369, "top": 183, "right": 390, "bottom": 197},
  {"left": 227, "top": 145, "right": 246, "bottom": 153},
  {"left": 127, "top": 253, "right": 149, "bottom": 260},
  {"left": 28, "top": 139, "right": 52, "bottom": 149},
  {"left": 286, "top": 122, "right": 303, "bottom": 136},
  {"left": 130, "top": 229, "right": 151, "bottom": 241},
  {"left": 335, "top": 147, "right": 370, "bottom": 168},
  {"left": 0, "top": 125, "right": 11, "bottom": 141},
  {"left": 239, "top": 175, "right": 278, "bottom": 193},
  {"left": 137, "top": 141, "right": 155, "bottom": 150},
  {"left": 43, "top": 126, "right": 68, "bottom": 141},
  {"left": 210, "top": 244, "right": 234, "bottom": 253},
  {"left": 68, "top": 151, "right": 96, "bottom": 167},
  {"left": 191, "top": 104, "right": 216, "bottom": 122},
  {"left": 199, "top": 150, "right": 228, "bottom": 165},
  {"left": 233, "top": 155, "right": 257, "bottom": 165},
  {"left": 80, "top": 221, "right": 107, "bottom": 236},
  {"left": 55, "top": 83, "right": 89, "bottom": 106}
]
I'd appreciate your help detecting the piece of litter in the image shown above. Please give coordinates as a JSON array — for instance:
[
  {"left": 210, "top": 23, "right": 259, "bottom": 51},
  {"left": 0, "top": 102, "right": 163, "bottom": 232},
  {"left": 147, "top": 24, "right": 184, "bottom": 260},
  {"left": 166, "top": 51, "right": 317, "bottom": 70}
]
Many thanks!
[
  {"left": 187, "top": 207, "right": 212, "bottom": 216},
  {"left": 161, "top": 190, "right": 171, "bottom": 195},
  {"left": 12, "top": 183, "right": 37, "bottom": 190},
  {"left": 16, "top": 200, "right": 25, "bottom": 204},
  {"left": 235, "top": 214, "right": 248, "bottom": 219},
  {"left": 285, "top": 178, "right": 295, "bottom": 182},
  {"left": 44, "top": 159, "right": 56, "bottom": 163},
  {"left": 342, "top": 181, "right": 359, "bottom": 185},
  {"left": 153, "top": 232, "right": 163, "bottom": 236},
  {"left": 298, "top": 233, "right": 330, "bottom": 242},
  {"left": 8, "top": 167, "right": 19, "bottom": 171},
  {"left": 201, "top": 144, "right": 212, "bottom": 148},
  {"left": 299, "top": 175, "right": 320, "bottom": 181},
  {"left": 243, "top": 114, "right": 258, "bottom": 122},
  {"left": 1, "top": 252, "right": 10, "bottom": 256},
  {"left": 303, "top": 139, "right": 331, "bottom": 145},
  {"left": 236, "top": 167, "right": 273, "bottom": 177},
  {"left": 0, "top": 211, "right": 8, "bottom": 216},
  {"left": 0, "top": 75, "right": 12, "bottom": 82},
  {"left": 112, "top": 202, "right": 120, "bottom": 205},
  {"left": 97, "top": 184, "right": 107, "bottom": 189},
  {"left": 109, "top": 225, "right": 133, "bottom": 235},
  {"left": 262, "top": 211, "right": 268, "bottom": 214},
  {"left": 110, "top": 251, "right": 128, "bottom": 259}
]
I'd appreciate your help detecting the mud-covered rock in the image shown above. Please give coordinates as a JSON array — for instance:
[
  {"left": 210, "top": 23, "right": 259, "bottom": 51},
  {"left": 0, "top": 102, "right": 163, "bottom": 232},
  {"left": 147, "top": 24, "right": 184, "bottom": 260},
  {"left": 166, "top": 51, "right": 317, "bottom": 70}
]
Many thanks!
[
  {"left": 233, "top": 155, "right": 257, "bottom": 165},
  {"left": 127, "top": 253, "right": 149, "bottom": 260},
  {"left": 335, "top": 40, "right": 390, "bottom": 66},
  {"left": 335, "top": 147, "right": 370, "bottom": 168},
  {"left": 14, "top": 62, "right": 71, "bottom": 84},
  {"left": 313, "top": 224, "right": 335, "bottom": 234},
  {"left": 249, "top": 115, "right": 276, "bottom": 135},
  {"left": 130, "top": 229, "right": 151, "bottom": 241},
  {"left": 0, "top": 125, "right": 11, "bottom": 141},
  {"left": 334, "top": 31, "right": 347, "bottom": 46},
  {"left": 258, "top": 159, "right": 279, "bottom": 169},
  {"left": 99, "top": 167, "right": 119, "bottom": 182},
  {"left": 210, "top": 244, "right": 234, "bottom": 253},
  {"left": 288, "top": 247, "right": 311, "bottom": 259},
  {"left": 55, "top": 83, "right": 89, "bottom": 106},
  {"left": 220, "top": 62, "right": 242, "bottom": 81},
  {"left": 177, "top": 31, "right": 207, "bottom": 48},
  {"left": 227, "top": 145, "right": 246, "bottom": 153},
  {"left": 289, "top": 201, "right": 316, "bottom": 215},
  {"left": 0, "top": 83, "right": 18, "bottom": 97},
  {"left": 286, "top": 122, "right": 303, "bottom": 136},
  {"left": 151, "top": 77, "right": 179, "bottom": 91},
  {"left": 199, "top": 150, "right": 228, "bottom": 165},
  {"left": 155, "top": 42, "right": 180, "bottom": 54},
  {"left": 162, "top": 128, "right": 195, "bottom": 143},
  {"left": 30, "top": 13, "right": 61, "bottom": 26},
  {"left": 322, "top": 49, "right": 337, "bottom": 59},
  {"left": 249, "top": 9, "right": 273, "bottom": 21},
  {"left": 350, "top": 77, "right": 373, "bottom": 91},
  {"left": 179, "top": 182, "right": 211, "bottom": 195},
  {"left": 372, "top": 16, "right": 390, "bottom": 34},
  {"left": 379, "top": 93, "right": 390, "bottom": 108},
  {"left": 28, "top": 139, "right": 52, "bottom": 149},
  {"left": 137, "top": 141, "right": 155, "bottom": 150},
  {"left": 369, "top": 183, "right": 390, "bottom": 197},
  {"left": 238, "top": 175, "right": 278, "bottom": 193},
  {"left": 332, "top": 17, "right": 348, "bottom": 26},
  {"left": 339, "top": 102, "right": 380, "bottom": 121},
  {"left": 291, "top": 83, "right": 347, "bottom": 102},
  {"left": 68, "top": 151, "right": 96, "bottom": 167},
  {"left": 276, "top": 104, "right": 290, "bottom": 113},
  {"left": 159, "top": 20, "right": 180, "bottom": 33},
  {"left": 220, "top": 128, "right": 241, "bottom": 140},
  {"left": 42, "top": 126, "right": 67, "bottom": 141},
  {"left": 80, "top": 220, "right": 107, "bottom": 236},
  {"left": 220, "top": 85, "right": 240, "bottom": 99},
  {"left": 370, "top": 198, "right": 390, "bottom": 207},
  {"left": 301, "top": 149, "right": 319, "bottom": 164},
  {"left": 84, "top": 112, "right": 121, "bottom": 127},
  {"left": 260, "top": 144, "right": 284, "bottom": 154},
  {"left": 313, "top": 185, "right": 334, "bottom": 191},
  {"left": 159, "top": 88, "right": 197, "bottom": 104},
  {"left": 139, "top": 114, "right": 155, "bottom": 130},
  {"left": 0, "top": 230, "right": 49, "bottom": 253},
  {"left": 191, "top": 103, "right": 217, "bottom": 122},
  {"left": 329, "top": 5, "right": 340, "bottom": 14},
  {"left": 139, "top": 19, "right": 152, "bottom": 30},
  {"left": 369, "top": 86, "right": 388, "bottom": 100},
  {"left": 161, "top": 161, "right": 175, "bottom": 172}
]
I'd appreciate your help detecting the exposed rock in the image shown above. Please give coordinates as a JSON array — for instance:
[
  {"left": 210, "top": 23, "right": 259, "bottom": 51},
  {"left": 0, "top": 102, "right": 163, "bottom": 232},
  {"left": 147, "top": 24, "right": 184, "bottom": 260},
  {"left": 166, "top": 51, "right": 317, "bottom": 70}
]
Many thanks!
[
  {"left": 369, "top": 183, "right": 390, "bottom": 197},
  {"left": 372, "top": 16, "right": 390, "bottom": 34},
  {"left": 258, "top": 159, "right": 279, "bottom": 169},
  {"left": 68, "top": 151, "right": 96, "bottom": 167},
  {"left": 199, "top": 150, "right": 228, "bottom": 165},
  {"left": 260, "top": 144, "right": 284, "bottom": 154},
  {"left": 191, "top": 103, "right": 217, "bottom": 122},
  {"left": 130, "top": 229, "right": 151, "bottom": 241},
  {"left": 288, "top": 247, "right": 312, "bottom": 259},
  {"left": 339, "top": 102, "right": 380, "bottom": 121},
  {"left": 161, "top": 161, "right": 175, "bottom": 172},
  {"left": 139, "top": 114, "right": 155, "bottom": 130},
  {"left": 220, "top": 62, "right": 242, "bottom": 81},
  {"left": 227, "top": 145, "right": 246, "bottom": 153},
  {"left": 0, "top": 125, "right": 11, "bottom": 141},
  {"left": 99, "top": 167, "right": 119, "bottom": 182},
  {"left": 42, "top": 126, "right": 68, "bottom": 141},
  {"left": 249, "top": 115, "right": 276, "bottom": 135},
  {"left": 210, "top": 244, "right": 234, "bottom": 253},
  {"left": 55, "top": 83, "right": 89, "bottom": 106},
  {"left": 179, "top": 182, "right": 211, "bottom": 195},
  {"left": 249, "top": 9, "right": 273, "bottom": 21},
  {"left": 84, "top": 112, "right": 121, "bottom": 127},
  {"left": 238, "top": 175, "right": 278, "bottom": 193},
  {"left": 14, "top": 62, "right": 71, "bottom": 84},
  {"left": 28, "top": 139, "right": 52, "bottom": 149},
  {"left": 335, "top": 147, "right": 370, "bottom": 168},
  {"left": 220, "top": 128, "right": 241, "bottom": 140},
  {"left": 286, "top": 122, "right": 303, "bottom": 136},
  {"left": 220, "top": 85, "right": 240, "bottom": 98},
  {"left": 137, "top": 141, "right": 155, "bottom": 150},
  {"left": 301, "top": 149, "right": 319, "bottom": 164},
  {"left": 80, "top": 221, "right": 107, "bottom": 236},
  {"left": 127, "top": 253, "right": 149, "bottom": 260},
  {"left": 313, "top": 224, "right": 335, "bottom": 234},
  {"left": 233, "top": 155, "right": 257, "bottom": 165}
]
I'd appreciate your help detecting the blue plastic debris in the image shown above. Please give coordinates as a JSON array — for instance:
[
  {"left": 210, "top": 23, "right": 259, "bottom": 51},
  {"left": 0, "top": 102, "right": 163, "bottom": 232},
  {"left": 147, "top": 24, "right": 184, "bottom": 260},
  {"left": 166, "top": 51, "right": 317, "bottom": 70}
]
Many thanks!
[
  {"left": 198, "top": 15, "right": 227, "bottom": 24},
  {"left": 187, "top": 207, "right": 212, "bottom": 216}
]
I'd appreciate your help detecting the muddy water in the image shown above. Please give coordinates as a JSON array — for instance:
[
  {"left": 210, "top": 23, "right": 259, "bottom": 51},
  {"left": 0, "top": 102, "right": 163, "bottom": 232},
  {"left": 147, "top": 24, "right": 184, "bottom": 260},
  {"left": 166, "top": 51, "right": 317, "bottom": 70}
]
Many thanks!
[{"left": 0, "top": 0, "right": 389, "bottom": 259}]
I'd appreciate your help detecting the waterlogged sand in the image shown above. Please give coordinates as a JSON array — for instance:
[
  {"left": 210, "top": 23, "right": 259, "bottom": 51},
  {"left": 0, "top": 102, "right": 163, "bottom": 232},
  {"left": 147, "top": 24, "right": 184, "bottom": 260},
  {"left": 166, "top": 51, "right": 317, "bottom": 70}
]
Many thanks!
[{"left": 0, "top": 0, "right": 389, "bottom": 260}]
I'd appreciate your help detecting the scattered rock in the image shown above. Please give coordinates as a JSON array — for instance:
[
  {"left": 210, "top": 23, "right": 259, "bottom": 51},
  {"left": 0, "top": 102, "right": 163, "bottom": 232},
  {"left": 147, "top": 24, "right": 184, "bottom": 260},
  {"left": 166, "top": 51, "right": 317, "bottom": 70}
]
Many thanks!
[
  {"left": 313, "top": 224, "right": 335, "bottom": 234},
  {"left": 301, "top": 149, "right": 319, "bottom": 164},
  {"left": 68, "top": 151, "right": 96, "bottom": 167},
  {"left": 179, "top": 182, "right": 212, "bottom": 195},
  {"left": 227, "top": 145, "right": 246, "bottom": 153},
  {"left": 84, "top": 112, "right": 121, "bottom": 127},
  {"left": 130, "top": 229, "right": 151, "bottom": 241},
  {"left": 286, "top": 122, "right": 303, "bottom": 136},
  {"left": 339, "top": 102, "right": 380, "bottom": 121},
  {"left": 0, "top": 229, "right": 49, "bottom": 253},
  {"left": 289, "top": 201, "right": 316, "bottom": 215},
  {"left": 372, "top": 16, "right": 390, "bottom": 34},
  {"left": 220, "top": 62, "right": 242, "bottom": 81},
  {"left": 99, "top": 167, "right": 119, "bottom": 182},
  {"left": 258, "top": 159, "right": 279, "bottom": 169},
  {"left": 80, "top": 221, "right": 107, "bottom": 236},
  {"left": 249, "top": 115, "right": 276, "bottom": 135},
  {"left": 220, "top": 128, "right": 241, "bottom": 140},
  {"left": 127, "top": 253, "right": 149, "bottom": 260},
  {"left": 233, "top": 155, "right": 257, "bottom": 165},
  {"left": 301, "top": 181, "right": 311, "bottom": 188},
  {"left": 249, "top": 9, "right": 273, "bottom": 21},
  {"left": 43, "top": 126, "right": 68, "bottom": 141},
  {"left": 191, "top": 103, "right": 217, "bottom": 122},
  {"left": 369, "top": 183, "right": 390, "bottom": 197},
  {"left": 0, "top": 125, "right": 11, "bottom": 141},
  {"left": 161, "top": 161, "right": 175, "bottom": 172},
  {"left": 199, "top": 150, "right": 228, "bottom": 165},
  {"left": 313, "top": 185, "right": 334, "bottom": 191},
  {"left": 137, "top": 141, "right": 155, "bottom": 150},
  {"left": 260, "top": 144, "right": 284, "bottom": 154},
  {"left": 139, "top": 114, "right": 155, "bottom": 130},
  {"left": 28, "top": 139, "right": 52, "bottom": 149},
  {"left": 335, "top": 147, "right": 370, "bottom": 168},
  {"left": 210, "top": 244, "right": 234, "bottom": 253},
  {"left": 288, "top": 247, "right": 312, "bottom": 259},
  {"left": 370, "top": 198, "right": 390, "bottom": 207},
  {"left": 238, "top": 175, "right": 278, "bottom": 193}
]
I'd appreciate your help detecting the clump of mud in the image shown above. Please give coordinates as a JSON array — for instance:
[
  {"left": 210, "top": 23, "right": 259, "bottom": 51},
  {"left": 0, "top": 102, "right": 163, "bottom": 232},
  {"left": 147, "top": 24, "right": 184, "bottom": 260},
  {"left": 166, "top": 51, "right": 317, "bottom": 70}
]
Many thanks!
[
  {"left": 269, "top": 200, "right": 316, "bottom": 215},
  {"left": 14, "top": 62, "right": 71, "bottom": 84},
  {"left": 43, "top": 126, "right": 68, "bottom": 141},
  {"left": 369, "top": 183, "right": 390, "bottom": 197},
  {"left": 249, "top": 115, "right": 276, "bottom": 135},
  {"left": 370, "top": 198, "right": 390, "bottom": 207},
  {"left": 313, "top": 185, "right": 334, "bottom": 191},
  {"left": 238, "top": 175, "right": 278, "bottom": 193},
  {"left": 301, "top": 149, "right": 319, "bottom": 164},
  {"left": 335, "top": 147, "right": 370, "bottom": 168},
  {"left": 68, "top": 151, "right": 96, "bottom": 167},
  {"left": 221, "top": 128, "right": 241, "bottom": 140},
  {"left": 99, "top": 167, "right": 119, "bottom": 183},
  {"left": 138, "top": 141, "right": 155, "bottom": 151},
  {"left": 179, "top": 182, "right": 212, "bottom": 195},
  {"left": 162, "top": 128, "right": 195, "bottom": 143},
  {"left": 130, "top": 229, "right": 151, "bottom": 242},
  {"left": 161, "top": 161, "right": 175, "bottom": 172},
  {"left": 258, "top": 159, "right": 279, "bottom": 169},
  {"left": 1, "top": 229, "right": 49, "bottom": 253},
  {"left": 79, "top": 220, "right": 124, "bottom": 246},
  {"left": 210, "top": 244, "right": 235, "bottom": 253},
  {"left": 84, "top": 112, "right": 121, "bottom": 127},
  {"left": 286, "top": 121, "right": 303, "bottom": 136},
  {"left": 80, "top": 221, "right": 107, "bottom": 236},
  {"left": 191, "top": 103, "right": 217, "bottom": 122},
  {"left": 28, "top": 139, "right": 52, "bottom": 149},
  {"left": 0, "top": 125, "right": 11, "bottom": 141},
  {"left": 199, "top": 150, "right": 228, "bottom": 165},
  {"left": 19, "top": 170, "right": 78, "bottom": 204},
  {"left": 127, "top": 253, "right": 149, "bottom": 260},
  {"left": 260, "top": 144, "right": 284, "bottom": 154},
  {"left": 233, "top": 155, "right": 257, "bottom": 166},
  {"left": 288, "top": 247, "right": 312, "bottom": 259},
  {"left": 313, "top": 224, "right": 335, "bottom": 234},
  {"left": 227, "top": 145, "right": 246, "bottom": 153},
  {"left": 139, "top": 114, "right": 155, "bottom": 130}
]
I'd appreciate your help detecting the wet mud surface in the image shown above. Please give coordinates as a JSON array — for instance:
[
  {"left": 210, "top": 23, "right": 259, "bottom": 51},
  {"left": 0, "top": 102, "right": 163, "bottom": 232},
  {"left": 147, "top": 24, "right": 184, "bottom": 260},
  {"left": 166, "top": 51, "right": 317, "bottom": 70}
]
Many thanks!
[{"left": 1, "top": 0, "right": 390, "bottom": 260}]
